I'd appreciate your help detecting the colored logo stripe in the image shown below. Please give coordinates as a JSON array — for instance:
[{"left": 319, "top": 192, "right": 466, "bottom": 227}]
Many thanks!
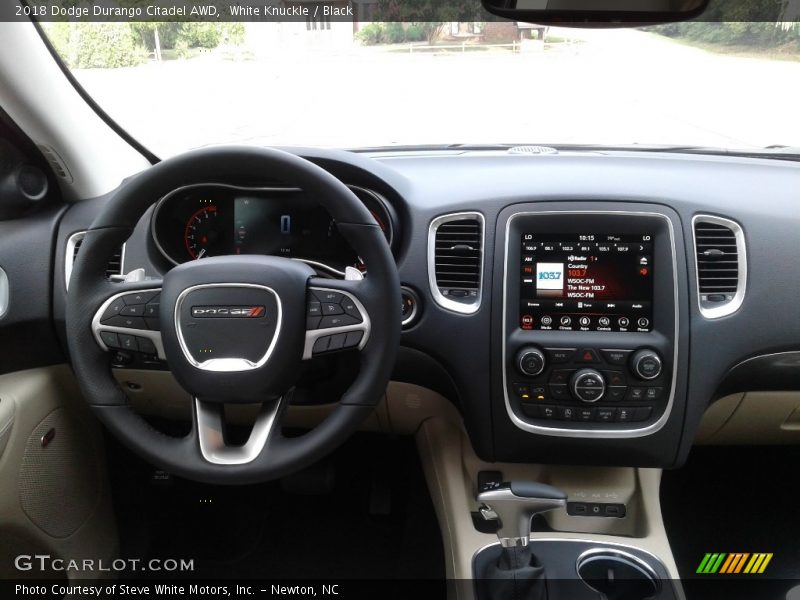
[{"left": 697, "top": 553, "right": 773, "bottom": 574}]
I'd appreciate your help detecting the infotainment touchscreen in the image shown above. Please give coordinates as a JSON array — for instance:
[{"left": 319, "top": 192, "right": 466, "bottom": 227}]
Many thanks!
[{"left": 519, "top": 234, "right": 653, "bottom": 332}]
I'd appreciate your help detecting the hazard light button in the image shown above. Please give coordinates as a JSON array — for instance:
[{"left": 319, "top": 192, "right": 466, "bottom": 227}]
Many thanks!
[{"left": 576, "top": 348, "right": 600, "bottom": 364}]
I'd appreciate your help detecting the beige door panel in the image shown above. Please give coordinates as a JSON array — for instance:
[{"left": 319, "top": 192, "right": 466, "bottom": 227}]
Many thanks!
[{"left": 0, "top": 365, "right": 117, "bottom": 580}]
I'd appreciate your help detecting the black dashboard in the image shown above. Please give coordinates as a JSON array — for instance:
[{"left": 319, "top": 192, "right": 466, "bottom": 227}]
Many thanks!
[{"left": 31, "top": 146, "right": 800, "bottom": 470}]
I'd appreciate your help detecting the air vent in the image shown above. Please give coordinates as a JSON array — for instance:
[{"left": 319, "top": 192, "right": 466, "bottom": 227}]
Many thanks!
[
  {"left": 428, "top": 213, "right": 484, "bottom": 314},
  {"left": 693, "top": 215, "right": 746, "bottom": 319},
  {"left": 65, "top": 232, "right": 125, "bottom": 290}
]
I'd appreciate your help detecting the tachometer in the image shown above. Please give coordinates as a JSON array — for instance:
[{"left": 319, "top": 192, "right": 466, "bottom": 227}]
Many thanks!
[{"left": 184, "top": 204, "right": 222, "bottom": 259}]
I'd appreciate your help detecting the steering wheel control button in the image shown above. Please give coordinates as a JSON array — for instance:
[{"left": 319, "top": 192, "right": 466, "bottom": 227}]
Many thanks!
[
  {"left": 631, "top": 349, "right": 663, "bottom": 380},
  {"left": 105, "top": 315, "right": 148, "bottom": 330},
  {"left": 344, "top": 331, "right": 364, "bottom": 348},
  {"left": 545, "top": 348, "right": 576, "bottom": 364},
  {"left": 306, "top": 316, "right": 321, "bottom": 330},
  {"left": 600, "top": 349, "right": 631, "bottom": 366},
  {"left": 571, "top": 368, "right": 606, "bottom": 403},
  {"left": 341, "top": 298, "right": 363, "bottom": 321},
  {"left": 322, "top": 303, "right": 344, "bottom": 316},
  {"left": 118, "top": 334, "right": 137, "bottom": 351},
  {"left": 100, "top": 331, "right": 121, "bottom": 349},
  {"left": 101, "top": 298, "right": 127, "bottom": 321},
  {"left": 320, "top": 314, "right": 360, "bottom": 329},
  {"left": 576, "top": 348, "right": 600, "bottom": 364},
  {"left": 124, "top": 291, "right": 159, "bottom": 305},
  {"left": 312, "top": 336, "right": 331, "bottom": 354},
  {"left": 516, "top": 347, "right": 546, "bottom": 377},
  {"left": 313, "top": 290, "right": 343, "bottom": 304},
  {"left": 143, "top": 302, "right": 159, "bottom": 317},
  {"left": 307, "top": 301, "right": 322, "bottom": 316},
  {"left": 120, "top": 305, "right": 144, "bottom": 317},
  {"left": 327, "top": 333, "right": 347, "bottom": 351}
]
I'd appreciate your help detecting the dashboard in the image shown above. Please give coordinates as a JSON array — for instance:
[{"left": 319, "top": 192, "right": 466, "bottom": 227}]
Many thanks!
[
  {"left": 150, "top": 183, "right": 395, "bottom": 275},
  {"left": 35, "top": 147, "right": 800, "bottom": 470}
]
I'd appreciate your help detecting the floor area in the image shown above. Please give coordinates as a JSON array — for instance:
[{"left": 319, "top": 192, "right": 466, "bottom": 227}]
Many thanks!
[{"left": 107, "top": 432, "right": 445, "bottom": 581}]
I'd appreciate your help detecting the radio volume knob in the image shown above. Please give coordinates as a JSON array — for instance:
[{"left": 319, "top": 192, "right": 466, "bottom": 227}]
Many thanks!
[
  {"left": 631, "top": 349, "right": 663, "bottom": 380},
  {"left": 571, "top": 369, "right": 606, "bottom": 403},
  {"left": 516, "top": 347, "right": 546, "bottom": 377}
]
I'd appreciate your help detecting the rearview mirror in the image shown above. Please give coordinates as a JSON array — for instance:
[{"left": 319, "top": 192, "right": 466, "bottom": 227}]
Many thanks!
[{"left": 481, "top": 0, "right": 710, "bottom": 25}]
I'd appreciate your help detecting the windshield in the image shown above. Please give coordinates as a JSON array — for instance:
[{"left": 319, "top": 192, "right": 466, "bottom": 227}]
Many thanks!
[{"left": 41, "top": 21, "right": 800, "bottom": 155}]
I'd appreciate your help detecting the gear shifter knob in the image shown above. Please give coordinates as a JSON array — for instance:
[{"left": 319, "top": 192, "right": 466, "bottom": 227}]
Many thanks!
[{"left": 478, "top": 481, "right": 567, "bottom": 547}]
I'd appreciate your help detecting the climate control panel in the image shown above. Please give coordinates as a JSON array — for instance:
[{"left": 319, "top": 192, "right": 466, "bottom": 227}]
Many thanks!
[{"left": 507, "top": 345, "right": 670, "bottom": 428}]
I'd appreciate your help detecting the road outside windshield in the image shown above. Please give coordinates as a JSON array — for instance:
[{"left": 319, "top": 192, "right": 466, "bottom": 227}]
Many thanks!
[{"left": 42, "top": 21, "right": 800, "bottom": 155}]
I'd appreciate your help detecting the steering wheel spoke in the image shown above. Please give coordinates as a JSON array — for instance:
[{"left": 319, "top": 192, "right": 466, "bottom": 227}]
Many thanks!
[
  {"left": 304, "top": 278, "right": 371, "bottom": 360},
  {"left": 91, "top": 282, "right": 165, "bottom": 359},
  {"left": 194, "top": 396, "right": 284, "bottom": 466}
]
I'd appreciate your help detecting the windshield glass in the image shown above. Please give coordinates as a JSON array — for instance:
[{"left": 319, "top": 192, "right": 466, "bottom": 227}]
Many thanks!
[{"left": 41, "top": 21, "right": 800, "bottom": 155}]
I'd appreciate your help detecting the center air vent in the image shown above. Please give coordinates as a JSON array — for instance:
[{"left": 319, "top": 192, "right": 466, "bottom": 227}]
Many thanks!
[
  {"left": 428, "top": 213, "right": 484, "bottom": 314},
  {"left": 65, "top": 232, "right": 125, "bottom": 290},
  {"left": 693, "top": 215, "right": 746, "bottom": 319}
]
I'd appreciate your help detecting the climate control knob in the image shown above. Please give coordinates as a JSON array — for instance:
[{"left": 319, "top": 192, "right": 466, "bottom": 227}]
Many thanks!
[
  {"left": 630, "top": 349, "right": 663, "bottom": 380},
  {"left": 516, "top": 347, "right": 546, "bottom": 377},
  {"left": 571, "top": 369, "right": 606, "bottom": 403}
]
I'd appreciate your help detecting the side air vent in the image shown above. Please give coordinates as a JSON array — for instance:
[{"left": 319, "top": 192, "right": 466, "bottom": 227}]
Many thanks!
[
  {"left": 65, "top": 232, "right": 125, "bottom": 290},
  {"left": 428, "top": 213, "right": 484, "bottom": 314},
  {"left": 693, "top": 215, "right": 746, "bottom": 319}
]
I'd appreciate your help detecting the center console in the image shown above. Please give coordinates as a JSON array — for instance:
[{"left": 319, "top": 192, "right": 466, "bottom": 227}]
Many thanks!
[{"left": 493, "top": 203, "right": 688, "bottom": 466}]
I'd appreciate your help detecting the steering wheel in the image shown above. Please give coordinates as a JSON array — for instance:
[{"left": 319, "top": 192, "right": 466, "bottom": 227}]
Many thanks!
[{"left": 66, "top": 147, "right": 401, "bottom": 484}]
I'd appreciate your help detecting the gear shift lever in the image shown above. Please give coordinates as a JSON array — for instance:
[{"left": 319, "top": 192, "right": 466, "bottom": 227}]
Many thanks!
[{"left": 478, "top": 481, "right": 567, "bottom": 547}]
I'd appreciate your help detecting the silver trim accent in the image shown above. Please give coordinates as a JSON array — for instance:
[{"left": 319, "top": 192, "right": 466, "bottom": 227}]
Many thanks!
[
  {"left": 427, "top": 212, "right": 485, "bottom": 315},
  {"left": 303, "top": 287, "right": 371, "bottom": 360},
  {"left": 0, "top": 266, "right": 9, "bottom": 320},
  {"left": 576, "top": 547, "right": 660, "bottom": 590},
  {"left": 64, "top": 231, "right": 85, "bottom": 291},
  {"left": 91, "top": 288, "right": 165, "bottom": 359},
  {"left": 477, "top": 486, "right": 566, "bottom": 548},
  {"left": 150, "top": 182, "right": 394, "bottom": 276},
  {"left": 65, "top": 230, "right": 127, "bottom": 291},
  {"left": 502, "top": 211, "right": 680, "bottom": 438},
  {"left": 174, "top": 283, "right": 282, "bottom": 372},
  {"left": 472, "top": 537, "right": 672, "bottom": 581},
  {"left": 400, "top": 285, "right": 420, "bottom": 328},
  {"left": 194, "top": 397, "right": 281, "bottom": 465},
  {"left": 692, "top": 214, "right": 747, "bottom": 319}
]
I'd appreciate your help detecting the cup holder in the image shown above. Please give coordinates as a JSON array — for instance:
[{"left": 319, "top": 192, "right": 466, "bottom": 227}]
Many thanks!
[{"left": 577, "top": 549, "right": 660, "bottom": 600}]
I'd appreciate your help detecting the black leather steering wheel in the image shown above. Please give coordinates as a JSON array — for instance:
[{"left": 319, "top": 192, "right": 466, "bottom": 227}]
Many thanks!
[{"left": 66, "top": 146, "right": 400, "bottom": 484}]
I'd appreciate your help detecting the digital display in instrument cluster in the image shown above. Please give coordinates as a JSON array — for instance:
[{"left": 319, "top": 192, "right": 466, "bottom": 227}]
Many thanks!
[
  {"left": 152, "top": 185, "right": 394, "bottom": 272},
  {"left": 519, "top": 233, "right": 653, "bottom": 332}
]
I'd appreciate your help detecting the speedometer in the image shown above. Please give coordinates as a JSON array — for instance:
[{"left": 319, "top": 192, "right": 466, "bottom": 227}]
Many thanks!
[{"left": 184, "top": 204, "right": 222, "bottom": 259}]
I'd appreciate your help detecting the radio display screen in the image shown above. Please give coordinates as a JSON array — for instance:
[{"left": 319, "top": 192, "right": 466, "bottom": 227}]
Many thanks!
[{"left": 519, "top": 233, "right": 653, "bottom": 332}]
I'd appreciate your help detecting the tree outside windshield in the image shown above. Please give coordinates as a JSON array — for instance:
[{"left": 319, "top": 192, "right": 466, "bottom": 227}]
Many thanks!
[{"left": 42, "top": 21, "right": 800, "bottom": 155}]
